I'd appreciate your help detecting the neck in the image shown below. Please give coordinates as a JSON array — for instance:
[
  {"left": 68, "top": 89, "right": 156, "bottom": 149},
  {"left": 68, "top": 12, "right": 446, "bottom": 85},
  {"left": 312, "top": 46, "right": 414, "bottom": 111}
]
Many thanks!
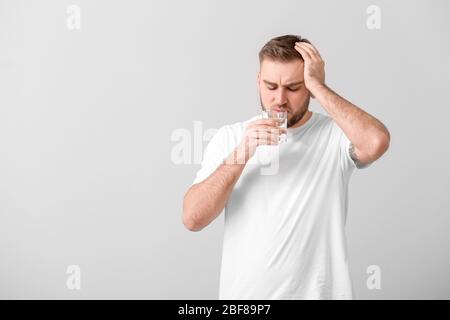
[{"left": 289, "top": 110, "right": 312, "bottom": 129}]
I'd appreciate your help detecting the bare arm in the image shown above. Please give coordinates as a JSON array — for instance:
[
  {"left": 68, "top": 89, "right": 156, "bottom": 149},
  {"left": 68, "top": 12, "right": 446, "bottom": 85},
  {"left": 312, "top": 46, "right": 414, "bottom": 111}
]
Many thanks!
[
  {"left": 312, "top": 84, "right": 390, "bottom": 166},
  {"left": 295, "top": 41, "right": 391, "bottom": 167},
  {"left": 182, "top": 118, "right": 283, "bottom": 232},
  {"left": 182, "top": 147, "right": 247, "bottom": 232}
]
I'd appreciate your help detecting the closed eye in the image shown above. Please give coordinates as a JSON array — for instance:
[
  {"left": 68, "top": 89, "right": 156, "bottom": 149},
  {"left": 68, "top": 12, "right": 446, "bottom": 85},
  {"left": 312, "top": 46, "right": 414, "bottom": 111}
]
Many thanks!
[{"left": 267, "top": 87, "right": 300, "bottom": 91}]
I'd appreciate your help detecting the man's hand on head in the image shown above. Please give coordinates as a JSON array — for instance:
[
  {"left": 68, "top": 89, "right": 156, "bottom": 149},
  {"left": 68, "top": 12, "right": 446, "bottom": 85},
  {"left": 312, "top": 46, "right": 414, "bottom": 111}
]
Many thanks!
[{"left": 294, "top": 41, "right": 326, "bottom": 97}]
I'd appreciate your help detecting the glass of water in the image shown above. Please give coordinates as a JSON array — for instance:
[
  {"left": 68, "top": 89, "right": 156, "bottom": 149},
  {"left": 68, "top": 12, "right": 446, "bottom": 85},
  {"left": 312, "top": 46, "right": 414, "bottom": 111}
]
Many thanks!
[{"left": 262, "top": 109, "right": 288, "bottom": 143}]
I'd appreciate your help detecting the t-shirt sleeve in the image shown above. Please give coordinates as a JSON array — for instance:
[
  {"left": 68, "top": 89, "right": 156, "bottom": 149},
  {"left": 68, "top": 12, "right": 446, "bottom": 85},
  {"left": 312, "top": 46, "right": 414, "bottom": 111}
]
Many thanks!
[
  {"left": 191, "top": 125, "right": 230, "bottom": 186},
  {"left": 334, "top": 121, "right": 372, "bottom": 173}
]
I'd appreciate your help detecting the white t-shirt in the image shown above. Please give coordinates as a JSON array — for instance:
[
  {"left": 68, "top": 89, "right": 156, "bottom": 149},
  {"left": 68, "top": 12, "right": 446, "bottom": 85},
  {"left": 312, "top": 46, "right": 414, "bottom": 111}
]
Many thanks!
[{"left": 191, "top": 111, "right": 371, "bottom": 300}]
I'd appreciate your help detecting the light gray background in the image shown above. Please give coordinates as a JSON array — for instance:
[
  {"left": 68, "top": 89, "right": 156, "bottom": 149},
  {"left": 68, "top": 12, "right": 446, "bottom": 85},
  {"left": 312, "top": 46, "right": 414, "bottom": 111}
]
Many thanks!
[{"left": 0, "top": 0, "right": 449, "bottom": 299}]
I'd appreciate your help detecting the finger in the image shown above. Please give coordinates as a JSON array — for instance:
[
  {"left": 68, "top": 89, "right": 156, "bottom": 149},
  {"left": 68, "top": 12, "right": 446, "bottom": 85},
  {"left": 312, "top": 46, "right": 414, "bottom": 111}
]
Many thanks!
[
  {"left": 294, "top": 43, "right": 311, "bottom": 61},
  {"left": 249, "top": 119, "right": 280, "bottom": 127},
  {"left": 252, "top": 119, "right": 278, "bottom": 125},
  {"left": 299, "top": 42, "right": 323, "bottom": 60},
  {"left": 253, "top": 126, "right": 287, "bottom": 135},
  {"left": 250, "top": 127, "right": 285, "bottom": 138},
  {"left": 250, "top": 128, "right": 282, "bottom": 140},
  {"left": 250, "top": 130, "right": 271, "bottom": 140},
  {"left": 252, "top": 132, "right": 279, "bottom": 145},
  {"left": 296, "top": 42, "right": 317, "bottom": 61},
  {"left": 245, "top": 131, "right": 280, "bottom": 146}
]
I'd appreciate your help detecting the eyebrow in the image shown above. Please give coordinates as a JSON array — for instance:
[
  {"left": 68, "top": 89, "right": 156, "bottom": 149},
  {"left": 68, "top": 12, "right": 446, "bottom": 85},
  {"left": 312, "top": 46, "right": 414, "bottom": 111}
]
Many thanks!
[{"left": 263, "top": 80, "right": 304, "bottom": 87}]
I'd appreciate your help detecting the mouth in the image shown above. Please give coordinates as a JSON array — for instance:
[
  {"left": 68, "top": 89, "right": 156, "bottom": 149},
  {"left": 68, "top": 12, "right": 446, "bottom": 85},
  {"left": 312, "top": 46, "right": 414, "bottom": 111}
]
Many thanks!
[{"left": 272, "top": 106, "right": 288, "bottom": 112}]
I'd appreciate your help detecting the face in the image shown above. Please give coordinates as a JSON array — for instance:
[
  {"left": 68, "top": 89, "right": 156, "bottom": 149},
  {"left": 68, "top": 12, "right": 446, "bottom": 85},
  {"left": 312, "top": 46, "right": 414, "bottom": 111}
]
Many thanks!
[{"left": 258, "top": 58, "right": 311, "bottom": 128}]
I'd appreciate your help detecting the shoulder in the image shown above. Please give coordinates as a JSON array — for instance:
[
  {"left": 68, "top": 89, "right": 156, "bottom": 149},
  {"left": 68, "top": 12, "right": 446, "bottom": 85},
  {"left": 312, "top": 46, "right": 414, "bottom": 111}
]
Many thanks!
[
  {"left": 223, "top": 114, "right": 261, "bottom": 137},
  {"left": 317, "top": 112, "right": 345, "bottom": 136},
  {"left": 314, "top": 112, "right": 334, "bottom": 127},
  {"left": 208, "top": 114, "right": 259, "bottom": 146},
  {"left": 308, "top": 112, "right": 347, "bottom": 146},
  {"left": 307, "top": 112, "right": 337, "bottom": 135},
  {"left": 234, "top": 114, "right": 261, "bottom": 130}
]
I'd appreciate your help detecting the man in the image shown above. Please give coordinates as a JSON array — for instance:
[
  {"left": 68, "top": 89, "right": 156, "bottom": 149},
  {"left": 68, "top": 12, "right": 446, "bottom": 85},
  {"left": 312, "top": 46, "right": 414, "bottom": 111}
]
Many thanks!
[{"left": 182, "top": 35, "right": 390, "bottom": 299}]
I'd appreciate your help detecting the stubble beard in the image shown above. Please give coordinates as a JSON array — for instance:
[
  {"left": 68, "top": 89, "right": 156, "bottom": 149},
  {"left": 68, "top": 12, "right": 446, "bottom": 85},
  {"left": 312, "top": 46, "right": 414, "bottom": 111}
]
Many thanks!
[{"left": 260, "top": 95, "right": 310, "bottom": 128}]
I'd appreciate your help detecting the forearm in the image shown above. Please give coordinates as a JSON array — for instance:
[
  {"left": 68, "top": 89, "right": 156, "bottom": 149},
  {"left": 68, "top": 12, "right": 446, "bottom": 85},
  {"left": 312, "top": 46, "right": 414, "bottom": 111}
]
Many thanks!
[
  {"left": 311, "top": 84, "right": 390, "bottom": 152},
  {"left": 183, "top": 147, "right": 247, "bottom": 232}
]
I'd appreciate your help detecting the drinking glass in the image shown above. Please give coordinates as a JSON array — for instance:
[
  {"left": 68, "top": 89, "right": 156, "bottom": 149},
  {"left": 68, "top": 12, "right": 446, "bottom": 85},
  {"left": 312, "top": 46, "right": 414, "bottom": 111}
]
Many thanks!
[{"left": 262, "top": 109, "right": 287, "bottom": 143}]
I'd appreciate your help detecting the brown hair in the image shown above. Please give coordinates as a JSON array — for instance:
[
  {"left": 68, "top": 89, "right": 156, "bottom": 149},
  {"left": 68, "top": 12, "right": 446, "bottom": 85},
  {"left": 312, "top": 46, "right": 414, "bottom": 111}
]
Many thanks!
[{"left": 258, "top": 34, "right": 311, "bottom": 64}]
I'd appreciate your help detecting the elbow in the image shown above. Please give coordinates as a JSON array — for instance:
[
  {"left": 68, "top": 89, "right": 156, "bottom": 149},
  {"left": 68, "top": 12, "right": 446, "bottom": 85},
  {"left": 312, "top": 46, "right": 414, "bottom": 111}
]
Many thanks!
[
  {"left": 182, "top": 196, "right": 204, "bottom": 232},
  {"left": 182, "top": 213, "right": 204, "bottom": 232},
  {"left": 376, "top": 131, "right": 391, "bottom": 156},
  {"left": 368, "top": 130, "right": 391, "bottom": 160}
]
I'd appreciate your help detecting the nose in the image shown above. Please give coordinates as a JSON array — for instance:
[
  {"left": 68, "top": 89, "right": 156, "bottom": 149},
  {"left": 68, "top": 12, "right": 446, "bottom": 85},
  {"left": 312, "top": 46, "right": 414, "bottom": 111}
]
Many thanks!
[{"left": 274, "top": 88, "right": 287, "bottom": 107}]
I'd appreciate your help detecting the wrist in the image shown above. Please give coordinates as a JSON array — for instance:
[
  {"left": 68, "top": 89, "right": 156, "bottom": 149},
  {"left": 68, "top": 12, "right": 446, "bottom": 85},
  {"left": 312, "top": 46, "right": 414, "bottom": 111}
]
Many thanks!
[
  {"left": 223, "top": 144, "right": 249, "bottom": 166},
  {"left": 308, "top": 82, "right": 328, "bottom": 97}
]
